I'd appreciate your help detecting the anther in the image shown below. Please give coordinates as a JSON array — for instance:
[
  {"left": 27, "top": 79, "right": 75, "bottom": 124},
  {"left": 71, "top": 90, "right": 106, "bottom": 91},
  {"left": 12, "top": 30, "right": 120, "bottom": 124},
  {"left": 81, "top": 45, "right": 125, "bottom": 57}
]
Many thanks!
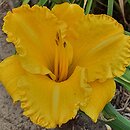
[
  {"left": 56, "top": 32, "right": 60, "bottom": 41},
  {"left": 55, "top": 40, "right": 59, "bottom": 46},
  {"left": 63, "top": 42, "right": 66, "bottom": 48}
]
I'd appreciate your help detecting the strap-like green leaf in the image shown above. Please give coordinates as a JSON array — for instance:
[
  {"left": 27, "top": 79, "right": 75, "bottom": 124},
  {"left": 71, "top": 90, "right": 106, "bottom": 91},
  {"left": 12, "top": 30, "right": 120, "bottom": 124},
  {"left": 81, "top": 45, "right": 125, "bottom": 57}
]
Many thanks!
[
  {"left": 115, "top": 78, "right": 130, "bottom": 92},
  {"left": 22, "top": 0, "right": 30, "bottom": 4},
  {"left": 51, "top": 0, "right": 70, "bottom": 4},
  {"left": 107, "top": 0, "right": 114, "bottom": 16},
  {"left": 37, "top": 0, "right": 48, "bottom": 6},
  {"left": 128, "top": 0, "right": 130, "bottom": 4},
  {"left": 85, "top": 0, "right": 93, "bottom": 14},
  {"left": 103, "top": 103, "right": 130, "bottom": 130},
  {"left": 125, "top": 31, "right": 130, "bottom": 35},
  {"left": 115, "top": 67, "right": 130, "bottom": 92},
  {"left": 115, "top": 66, "right": 130, "bottom": 92}
]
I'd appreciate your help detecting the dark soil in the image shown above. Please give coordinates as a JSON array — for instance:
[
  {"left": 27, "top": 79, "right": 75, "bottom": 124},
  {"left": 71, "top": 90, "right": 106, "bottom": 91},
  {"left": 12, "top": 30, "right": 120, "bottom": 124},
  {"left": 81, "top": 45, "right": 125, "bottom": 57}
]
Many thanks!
[{"left": 112, "top": 84, "right": 130, "bottom": 120}]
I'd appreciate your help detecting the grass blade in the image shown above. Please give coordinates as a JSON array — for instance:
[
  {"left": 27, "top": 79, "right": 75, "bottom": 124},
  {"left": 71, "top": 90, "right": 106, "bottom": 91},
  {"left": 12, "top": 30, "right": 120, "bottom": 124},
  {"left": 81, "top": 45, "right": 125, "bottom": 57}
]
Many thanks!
[
  {"left": 37, "top": 0, "right": 48, "bottom": 6},
  {"left": 51, "top": 0, "right": 70, "bottom": 4},
  {"left": 125, "top": 31, "right": 130, "bottom": 35},
  {"left": 103, "top": 103, "right": 130, "bottom": 130},
  {"left": 128, "top": 0, "right": 130, "bottom": 4},
  {"left": 115, "top": 77, "right": 130, "bottom": 92},
  {"left": 107, "top": 0, "right": 114, "bottom": 16},
  {"left": 22, "top": 0, "right": 30, "bottom": 4},
  {"left": 85, "top": 0, "right": 93, "bottom": 14},
  {"left": 115, "top": 66, "right": 130, "bottom": 92}
]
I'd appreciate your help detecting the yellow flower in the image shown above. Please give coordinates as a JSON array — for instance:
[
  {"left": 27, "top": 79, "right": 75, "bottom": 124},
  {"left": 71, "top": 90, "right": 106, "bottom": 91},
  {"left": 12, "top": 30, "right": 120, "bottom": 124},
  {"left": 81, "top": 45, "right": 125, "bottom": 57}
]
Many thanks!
[{"left": 0, "top": 2, "right": 130, "bottom": 128}]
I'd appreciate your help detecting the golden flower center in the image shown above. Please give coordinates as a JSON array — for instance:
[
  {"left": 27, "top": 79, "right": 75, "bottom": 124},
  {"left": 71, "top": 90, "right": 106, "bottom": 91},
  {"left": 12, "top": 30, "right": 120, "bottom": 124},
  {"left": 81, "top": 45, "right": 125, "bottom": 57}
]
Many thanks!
[{"left": 53, "top": 32, "right": 69, "bottom": 82}]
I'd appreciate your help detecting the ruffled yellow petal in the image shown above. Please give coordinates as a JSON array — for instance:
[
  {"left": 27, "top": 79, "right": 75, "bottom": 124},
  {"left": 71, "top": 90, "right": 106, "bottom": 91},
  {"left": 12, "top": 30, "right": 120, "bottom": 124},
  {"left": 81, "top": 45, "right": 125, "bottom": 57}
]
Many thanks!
[
  {"left": 52, "top": 3, "right": 130, "bottom": 82},
  {"left": 3, "top": 4, "right": 66, "bottom": 77},
  {"left": 80, "top": 79, "right": 116, "bottom": 122},
  {"left": 0, "top": 56, "right": 91, "bottom": 128},
  {"left": 52, "top": 2, "right": 84, "bottom": 27},
  {"left": 75, "top": 15, "right": 130, "bottom": 82},
  {"left": 0, "top": 55, "right": 25, "bottom": 101}
]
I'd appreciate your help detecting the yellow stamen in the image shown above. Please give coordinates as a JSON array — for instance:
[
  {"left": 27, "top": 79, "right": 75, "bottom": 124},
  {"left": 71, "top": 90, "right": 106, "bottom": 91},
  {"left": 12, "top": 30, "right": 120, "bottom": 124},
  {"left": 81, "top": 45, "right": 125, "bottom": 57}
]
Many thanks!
[
  {"left": 54, "top": 32, "right": 68, "bottom": 82},
  {"left": 54, "top": 47, "right": 59, "bottom": 81}
]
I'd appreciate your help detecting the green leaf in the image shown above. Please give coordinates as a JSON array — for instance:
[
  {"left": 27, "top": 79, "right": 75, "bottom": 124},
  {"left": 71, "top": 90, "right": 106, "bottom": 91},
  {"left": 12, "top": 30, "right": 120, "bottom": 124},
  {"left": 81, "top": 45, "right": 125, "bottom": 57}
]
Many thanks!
[
  {"left": 103, "top": 103, "right": 130, "bottom": 130},
  {"left": 115, "top": 67, "right": 130, "bottom": 92},
  {"left": 107, "top": 0, "right": 114, "bottom": 16},
  {"left": 128, "top": 0, "right": 130, "bottom": 4},
  {"left": 125, "top": 31, "right": 130, "bottom": 35},
  {"left": 85, "top": 0, "right": 93, "bottom": 14},
  {"left": 22, "top": 0, "right": 30, "bottom": 4},
  {"left": 115, "top": 77, "right": 130, "bottom": 92},
  {"left": 51, "top": 0, "right": 70, "bottom": 4},
  {"left": 37, "top": 0, "right": 48, "bottom": 6}
]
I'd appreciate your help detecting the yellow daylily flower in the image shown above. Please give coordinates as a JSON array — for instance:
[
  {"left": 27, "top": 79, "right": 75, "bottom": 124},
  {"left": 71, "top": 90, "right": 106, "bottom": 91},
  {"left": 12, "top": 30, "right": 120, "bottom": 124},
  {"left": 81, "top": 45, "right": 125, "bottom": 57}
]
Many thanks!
[{"left": 0, "top": 2, "right": 130, "bottom": 128}]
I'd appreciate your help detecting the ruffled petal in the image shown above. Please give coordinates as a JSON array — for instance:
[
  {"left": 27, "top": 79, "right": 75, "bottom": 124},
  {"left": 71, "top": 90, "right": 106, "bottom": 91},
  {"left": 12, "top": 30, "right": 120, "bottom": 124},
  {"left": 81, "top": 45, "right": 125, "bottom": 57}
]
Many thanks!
[
  {"left": 0, "top": 55, "right": 25, "bottom": 101},
  {"left": 3, "top": 4, "right": 66, "bottom": 77},
  {"left": 52, "top": 2, "right": 84, "bottom": 27},
  {"left": 0, "top": 57, "right": 91, "bottom": 128},
  {"left": 80, "top": 79, "right": 116, "bottom": 122},
  {"left": 75, "top": 15, "right": 130, "bottom": 82},
  {"left": 52, "top": 3, "right": 130, "bottom": 82}
]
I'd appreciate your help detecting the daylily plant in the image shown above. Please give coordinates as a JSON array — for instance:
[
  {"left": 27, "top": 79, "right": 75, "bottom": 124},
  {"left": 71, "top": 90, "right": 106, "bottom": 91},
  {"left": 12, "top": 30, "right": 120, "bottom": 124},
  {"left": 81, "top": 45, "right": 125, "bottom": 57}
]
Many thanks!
[{"left": 0, "top": 2, "right": 130, "bottom": 128}]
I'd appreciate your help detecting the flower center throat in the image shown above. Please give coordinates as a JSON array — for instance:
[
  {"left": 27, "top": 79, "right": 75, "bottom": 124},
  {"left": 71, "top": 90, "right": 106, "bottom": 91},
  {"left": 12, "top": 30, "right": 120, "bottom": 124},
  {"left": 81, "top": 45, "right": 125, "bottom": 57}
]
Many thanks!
[{"left": 53, "top": 32, "right": 69, "bottom": 82}]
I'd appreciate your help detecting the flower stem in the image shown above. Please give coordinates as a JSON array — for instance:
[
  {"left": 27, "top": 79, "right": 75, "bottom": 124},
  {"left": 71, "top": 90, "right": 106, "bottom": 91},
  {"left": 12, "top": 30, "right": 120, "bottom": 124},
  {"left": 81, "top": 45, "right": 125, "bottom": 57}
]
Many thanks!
[
  {"left": 103, "top": 103, "right": 130, "bottom": 130},
  {"left": 85, "top": 0, "right": 93, "bottom": 14},
  {"left": 107, "top": 0, "right": 114, "bottom": 16}
]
